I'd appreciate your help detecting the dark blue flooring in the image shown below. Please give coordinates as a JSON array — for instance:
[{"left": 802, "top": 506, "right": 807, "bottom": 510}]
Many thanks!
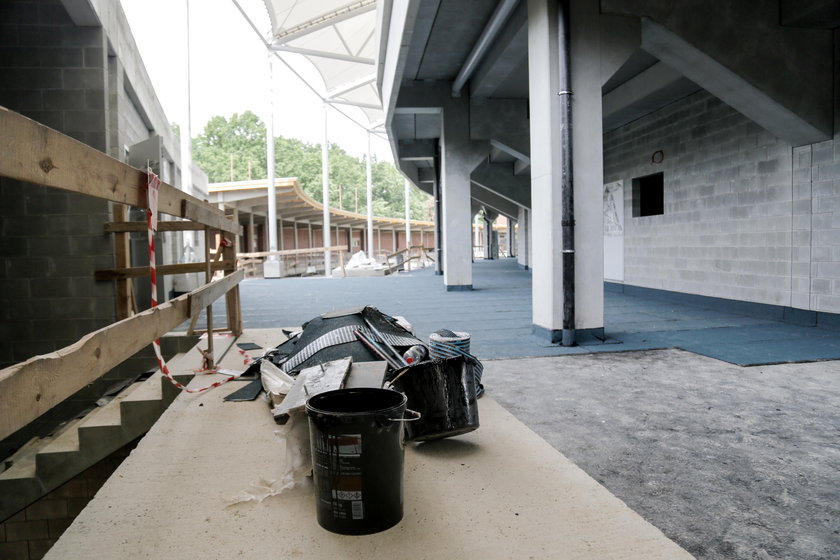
[{"left": 194, "top": 259, "right": 840, "bottom": 366}]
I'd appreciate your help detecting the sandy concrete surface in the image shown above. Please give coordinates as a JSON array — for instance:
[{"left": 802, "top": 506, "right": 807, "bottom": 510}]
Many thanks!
[
  {"left": 45, "top": 330, "right": 690, "bottom": 560},
  {"left": 484, "top": 349, "right": 840, "bottom": 559}
]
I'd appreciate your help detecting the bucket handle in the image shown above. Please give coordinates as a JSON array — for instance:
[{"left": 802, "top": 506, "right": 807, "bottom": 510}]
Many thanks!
[{"left": 389, "top": 408, "right": 421, "bottom": 422}]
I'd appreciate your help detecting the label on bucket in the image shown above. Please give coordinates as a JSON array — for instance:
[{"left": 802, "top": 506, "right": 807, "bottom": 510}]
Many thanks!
[{"left": 313, "top": 433, "right": 365, "bottom": 521}]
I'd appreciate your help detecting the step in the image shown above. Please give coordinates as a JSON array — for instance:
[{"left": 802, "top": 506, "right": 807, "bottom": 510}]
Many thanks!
[{"left": 0, "top": 335, "right": 239, "bottom": 522}]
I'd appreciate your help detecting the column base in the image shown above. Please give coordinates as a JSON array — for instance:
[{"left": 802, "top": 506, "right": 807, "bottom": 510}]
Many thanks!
[
  {"left": 445, "top": 284, "right": 473, "bottom": 292},
  {"left": 532, "top": 325, "right": 606, "bottom": 345},
  {"left": 264, "top": 260, "right": 282, "bottom": 278}
]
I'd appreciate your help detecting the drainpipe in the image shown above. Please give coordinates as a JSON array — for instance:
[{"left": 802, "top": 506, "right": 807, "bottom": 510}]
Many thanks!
[
  {"left": 434, "top": 147, "right": 443, "bottom": 275},
  {"left": 451, "top": 0, "right": 521, "bottom": 97},
  {"left": 558, "top": 0, "right": 575, "bottom": 346}
]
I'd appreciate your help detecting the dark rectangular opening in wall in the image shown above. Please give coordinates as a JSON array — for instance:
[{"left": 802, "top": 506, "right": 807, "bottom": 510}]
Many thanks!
[{"left": 632, "top": 172, "right": 664, "bottom": 217}]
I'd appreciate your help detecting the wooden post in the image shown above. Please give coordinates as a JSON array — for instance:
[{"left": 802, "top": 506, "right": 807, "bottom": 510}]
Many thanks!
[
  {"left": 112, "top": 204, "right": 135, "bottom": 320},
  {"left": 204, "top": 226, "right": 214, "bottom": 369},
  {"left": 223, "top": 209, "right": 242, "bottom": 335},
  {"left": 247, "top": 213, "right": 255, "bottom": 252},
  {"left": 278, "top": 214, "right": 284, "bottom": 252}
]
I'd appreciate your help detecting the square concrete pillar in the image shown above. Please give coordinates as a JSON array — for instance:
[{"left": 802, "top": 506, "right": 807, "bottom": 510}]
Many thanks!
[
  {"left": 528, "top": 0, "right": 604, "bottom": 341},
  {"left": 440, "top": 98, "right": 488, "bottom": 290},
  {"left": 517, "top": 207, "right": 530, "bottom": 269}
]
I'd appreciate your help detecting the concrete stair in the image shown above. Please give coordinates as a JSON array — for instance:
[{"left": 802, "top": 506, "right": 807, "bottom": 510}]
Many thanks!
[
  {"left": 0, "top": 333, "right": 250, "bottom": 522},
  {"left": 0, "top": 334, "right": 240, "bottom": 522},
  {"left": 0, "top": 367, "right": 194, "bottom": 521}
]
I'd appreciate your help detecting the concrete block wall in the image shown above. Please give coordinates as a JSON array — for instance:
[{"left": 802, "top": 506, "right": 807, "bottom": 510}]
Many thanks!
[
  {"left": 0, "top": 438, "right": 138, "bottom": 560},
  {"left": 0, "top": 0, "right": 115, "bottom": 370},
  {"left": 604, "top": 89, "right": 840, "bottom": 314},
  {"left": 0, "top": 0, "right": 193, "bottom": 460}
]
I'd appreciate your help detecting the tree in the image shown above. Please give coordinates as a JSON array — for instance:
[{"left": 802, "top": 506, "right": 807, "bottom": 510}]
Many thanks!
[
  {"left": 193, "top": 111, "right": 267, "bottom": 182},
  {"left": 191, "top": 112, "right": 430, "bottom": 220}
]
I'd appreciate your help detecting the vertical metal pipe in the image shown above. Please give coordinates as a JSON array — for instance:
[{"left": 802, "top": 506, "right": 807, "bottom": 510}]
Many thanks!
[
  {"left": 404, "top": 178, "right": 411, "bottom": 248},
  {"left": 278, "top": 214, "right": 284, "bottom": 251},
  {"left": 366, "top": 131, "right": 374, "bottom": 256},
  {"left": 181, "top": 0, "right": 194, "bottom": 251},
  {"left": 322, "top": 103, "right": 332, "bottom": 276},
  {"left": 557, "top": 0, "right": 575, "bottom": 346},
  {"left": 203, "top": 227, "right": 214, "bottom": 368},
  {"left": 266, "top": 52, "right": 278, "bottom": 256},
  {"left": 434, "top": 150, "right": 443, "bottom": 275}
]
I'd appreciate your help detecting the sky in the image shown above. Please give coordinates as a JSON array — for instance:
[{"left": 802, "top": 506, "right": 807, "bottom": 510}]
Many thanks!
[{"left": 119, "top": 0, "right": 394, "bottom": 162}]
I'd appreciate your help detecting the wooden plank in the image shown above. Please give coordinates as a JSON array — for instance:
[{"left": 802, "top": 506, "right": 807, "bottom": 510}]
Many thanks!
[
  {"left": 111, "top": 204, "right": 135, "bottom": 320},
  {"left": 203, "top": 228, "right": 214, "bottom": 369},
  {"left": 95, "top": 260, "right": 227, "bottom": 280},
  {"left": 0, "top": 106, "right": 236, "bottom": 233},
  {"left": 0, "top": 296, "right": 187, "bottom": 442},
  {"left": 237, "top": 245, "right": 348, "bottom": 258},
  {"left": 189, "top": 268, "right": 245, "bottom": 320},
  {"left": 182, "top": 200, "right": 240, "bottom": 235},
  {"left": 222, "top": 232, "right": 242, "bottom": 336},
  {"left": 225, "top": 287, "right": 243, "bottom": 337},
  {"left": 0, "top": 267, "right": 244, "bottom": 441},
  {"left": 104, "top": 221, "right": 207, "bottom": 233}
]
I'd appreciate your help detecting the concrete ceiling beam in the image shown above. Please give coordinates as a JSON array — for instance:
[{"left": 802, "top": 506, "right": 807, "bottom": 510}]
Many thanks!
[
  {"left": 471, "top": 184, "right": 519, "bottom": 221},
  {"left": 470, "top": 1, "right": 528, "bottom": 98},
  {"left": 641, "top": 19, "right": 832, "bottom": 145},
  {"left": 417, "top": 167, "right": 436, "bottom": 183},
  {"left": 397, "top": 139, "right": 437, "bottom": 161},
  {"left": 471, "top": 159, "right": 531, "bottom": 208},
  {"left": 395, "top": 80, "right": 450, "bottom": 112},
  {"left": 602, "top": 0, "right": 834, "bottom": 145},
  {"left": 780, "top": 0, "right": 840, "bottom": 28},
  {"left": 513, "top": 159, "right": 530, "bottom": 176},
  {"left": 603, "top": 61, "right": 701, "bottom": 132},
  {"left": 471, "top": 99, "right": 530, "bottom": 164}
]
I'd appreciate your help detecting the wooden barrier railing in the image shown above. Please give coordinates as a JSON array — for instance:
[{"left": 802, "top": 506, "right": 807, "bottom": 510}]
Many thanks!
[
  {"left": 0, "top": 106, "right": 244, "bottom": 442},
  {"left": 237, "top": 246, "right": 349, "bottom": 278},
  {"left": 384, "top": 245, "right": 434, "bottom": 274}
]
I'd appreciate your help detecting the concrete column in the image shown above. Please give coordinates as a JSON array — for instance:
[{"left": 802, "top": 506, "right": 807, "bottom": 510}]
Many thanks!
[
  {"left": 322, "top": 103, "right": 332, "bottom": 277},
  {"left": 278, "top": 214, "right": 284, "bottom": 251},
  {"left": 247, "top": 213, "right": 255, "bottom": 252},
  {"left": 404, "top": 178, "right": 412, "bottom": 249},
  {"left": 440, "top": 98, "right": 487, "bottom": 290},
  {"left": 433, "top": 179, "right": 443, "bottom": 275},
  {"left": 527, "top": 0, "right": 604, "bottom": 340},
  {"left": 366, "top": 132, "right": 374, "bottom": 254},
  {"left": 508, "top": 219, "right": 516, "bottom": 258}
]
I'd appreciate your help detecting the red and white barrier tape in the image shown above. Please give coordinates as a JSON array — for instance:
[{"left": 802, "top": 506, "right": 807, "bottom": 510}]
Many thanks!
[{"left": 146, "top": 170, "right": 236, "bottom": 394}]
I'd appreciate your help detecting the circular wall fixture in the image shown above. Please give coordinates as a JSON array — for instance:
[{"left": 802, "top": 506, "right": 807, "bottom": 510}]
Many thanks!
[{"left": 651, "top": 150, "right": 664, "bottom": 164}]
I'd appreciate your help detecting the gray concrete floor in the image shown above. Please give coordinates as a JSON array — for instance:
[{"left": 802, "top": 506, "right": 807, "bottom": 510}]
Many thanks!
[{"left": 193, "top": 259, "right": 840, "bottom": 559}]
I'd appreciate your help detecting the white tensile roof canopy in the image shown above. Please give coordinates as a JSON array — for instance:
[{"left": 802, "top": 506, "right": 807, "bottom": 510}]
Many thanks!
[{"left": 262, "top": 0, "right": 383, "bottom": 131}]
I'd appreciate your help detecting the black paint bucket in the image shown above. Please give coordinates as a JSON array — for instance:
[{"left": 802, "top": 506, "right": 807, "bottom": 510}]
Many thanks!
[
  {"left": 391, "top": 356, "right": 479, "bottom": 441},
  {"left": 306, "top": 388, "right": 409, "bottom": 535}
]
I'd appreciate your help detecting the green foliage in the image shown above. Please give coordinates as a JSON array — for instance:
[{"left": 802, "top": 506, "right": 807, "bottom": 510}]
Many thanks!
[
  {"left": 193, "top": 112, "right": 267, "bottom": 183},
  {"left": 191, "top": 111, "right": 430, "bottom": 220}
]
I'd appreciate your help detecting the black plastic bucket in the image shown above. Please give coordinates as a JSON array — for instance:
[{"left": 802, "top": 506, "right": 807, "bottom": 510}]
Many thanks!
[
  {"left": 306, "top": 388, "right": 408, "bottom": 535},
  {"left": 391, "top": 356, "right": 479, "bottom": 442}
]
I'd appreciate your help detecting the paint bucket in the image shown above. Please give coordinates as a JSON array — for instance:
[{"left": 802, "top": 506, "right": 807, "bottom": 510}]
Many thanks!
[
  {"left": 306, "top": 388, "right": 413, "bottom": 535},
  {"left": 391, "top": 356, "right": 479, "bottom": 442}
]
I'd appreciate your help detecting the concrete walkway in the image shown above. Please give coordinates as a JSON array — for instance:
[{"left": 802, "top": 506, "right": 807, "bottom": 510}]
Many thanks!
[
  {"left": 226, "top": 258, "right": 840, "bottom": 367},
  {"left": 206, "top": 258, "right": 840, "bottom": 560}
]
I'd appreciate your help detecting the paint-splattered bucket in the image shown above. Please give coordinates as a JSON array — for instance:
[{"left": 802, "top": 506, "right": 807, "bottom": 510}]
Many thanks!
[{"left": 306, "top": 388, "right": 416, "bottom": 535}]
